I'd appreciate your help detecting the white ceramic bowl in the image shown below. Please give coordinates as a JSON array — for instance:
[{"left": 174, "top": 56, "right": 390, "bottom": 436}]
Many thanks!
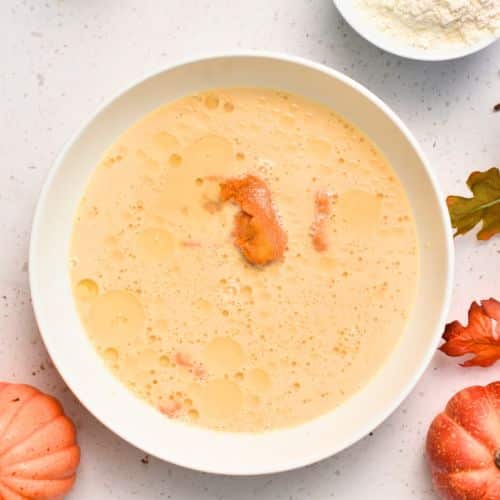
[
  {"left": 30, "top": 53, "right": 453, "bottom": 475},
  {"left": 333, "top": 0, "right": 499, "bottom": 61}
]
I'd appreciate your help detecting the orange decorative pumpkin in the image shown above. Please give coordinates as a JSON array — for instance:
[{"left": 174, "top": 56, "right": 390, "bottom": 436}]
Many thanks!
[
  {"left": 426, "top": 382, "right": 500, "bottom": 500},
  {"left": 0, "top": 383, "right": 80, "bottom": 499}
]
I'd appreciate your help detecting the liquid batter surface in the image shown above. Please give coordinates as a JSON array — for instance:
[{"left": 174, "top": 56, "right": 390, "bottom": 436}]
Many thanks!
[{"left": 70, "top": 88, "right": 418, "bottom": 432}]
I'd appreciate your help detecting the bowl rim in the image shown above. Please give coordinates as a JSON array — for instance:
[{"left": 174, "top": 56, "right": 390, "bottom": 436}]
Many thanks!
[
  {"left": 29, "top": 51, "right": 454, "bottom": 475},
  {"left": 332, "top": 0, "right": 500, "bottom": 62}
]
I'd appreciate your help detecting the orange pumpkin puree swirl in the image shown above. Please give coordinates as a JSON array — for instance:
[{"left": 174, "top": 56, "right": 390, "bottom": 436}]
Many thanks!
[
  {"left": 310, "top": 190, "right": 333, "bottom": 252},
  {"left": 220, "top": 175, "right": 287, "bottom": 265}
]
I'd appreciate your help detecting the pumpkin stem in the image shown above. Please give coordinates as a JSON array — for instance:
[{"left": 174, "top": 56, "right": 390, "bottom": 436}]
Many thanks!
[{"left": 495, "top": 450, "right": 500, "bottom": 470}]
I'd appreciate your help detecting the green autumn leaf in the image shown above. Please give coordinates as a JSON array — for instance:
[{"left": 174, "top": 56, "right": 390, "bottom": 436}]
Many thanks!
[{"left": 446, "top": 167, "right": 500, "bottom": 240}]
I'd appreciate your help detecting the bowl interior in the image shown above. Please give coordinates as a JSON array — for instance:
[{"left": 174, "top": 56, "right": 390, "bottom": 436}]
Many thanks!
[
  {"left": 30, "top": 54, "right": 453, "bottom": 475},
  {"left": 333, "top": 0, "right": 499, "bottom": 61}
]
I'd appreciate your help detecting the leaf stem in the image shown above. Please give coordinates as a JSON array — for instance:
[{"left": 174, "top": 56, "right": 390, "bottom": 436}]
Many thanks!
[{"left": 469, "top": 197, "right": 500, "bottom": 214}]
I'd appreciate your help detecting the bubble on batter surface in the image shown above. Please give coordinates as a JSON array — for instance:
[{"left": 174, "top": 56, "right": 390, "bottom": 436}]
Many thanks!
[{"left": 75, "top": 278, "right": 99, "bottom": 300}]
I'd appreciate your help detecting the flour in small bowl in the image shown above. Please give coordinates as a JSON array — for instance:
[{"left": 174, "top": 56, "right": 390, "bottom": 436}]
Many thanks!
[{"left": 357, "top": 0, "right": 500, "bottom": 49}]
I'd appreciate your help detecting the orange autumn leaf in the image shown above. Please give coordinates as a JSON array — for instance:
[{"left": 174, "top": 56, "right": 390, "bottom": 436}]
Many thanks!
[{"left": 440, "top": 298, "right": 500, "bottom": 367}]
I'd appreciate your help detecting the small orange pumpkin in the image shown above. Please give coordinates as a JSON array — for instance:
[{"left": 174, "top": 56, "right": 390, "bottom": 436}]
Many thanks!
[
  {"left": 0, "top": 383, "right": 80, "bottom": 499},
  {"left": 426, "top": 382, "right": 500, "bottom": 500}
]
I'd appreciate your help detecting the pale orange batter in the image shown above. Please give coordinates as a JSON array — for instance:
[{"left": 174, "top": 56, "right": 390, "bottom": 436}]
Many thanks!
[{"left": 70, "top": 88, "right": 418, "bottom": 432}]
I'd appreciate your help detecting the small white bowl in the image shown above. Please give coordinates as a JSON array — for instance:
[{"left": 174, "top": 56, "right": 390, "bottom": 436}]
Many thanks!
[
  {"left": 333, "top": 0, "right": 499, "bottom": 61},
  {"left": 30, "top": 53, "right": 453, "bottom": 475}
]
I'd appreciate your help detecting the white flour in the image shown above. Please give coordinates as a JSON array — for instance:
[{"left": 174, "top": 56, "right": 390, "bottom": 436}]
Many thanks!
[{"left": 357, "top": 0, "right": 500, "bottom": 49}]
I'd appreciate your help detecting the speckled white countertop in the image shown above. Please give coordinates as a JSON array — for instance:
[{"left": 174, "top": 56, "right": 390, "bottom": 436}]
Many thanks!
[{"left": 1, "top": 1, "right": 499, "bottom": 499}]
